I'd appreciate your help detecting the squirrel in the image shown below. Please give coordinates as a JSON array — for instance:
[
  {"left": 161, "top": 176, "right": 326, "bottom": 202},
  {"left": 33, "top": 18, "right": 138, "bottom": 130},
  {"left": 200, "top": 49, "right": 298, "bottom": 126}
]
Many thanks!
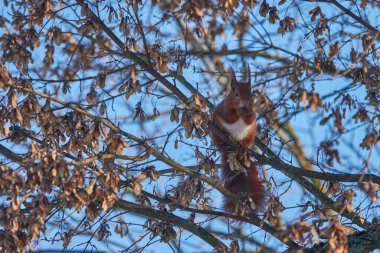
[{"left": 211, "top": 66, "right": 265, "bottom": 215}]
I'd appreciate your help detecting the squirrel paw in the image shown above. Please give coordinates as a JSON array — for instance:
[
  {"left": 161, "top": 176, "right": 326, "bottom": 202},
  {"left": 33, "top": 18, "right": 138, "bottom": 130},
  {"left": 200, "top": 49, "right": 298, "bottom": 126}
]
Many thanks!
[
  {"left": 236, "top": 146, "right": 251, "bottom": 168},
  {"left": 226, "top": 152, "right": 249, "bottom": 176},
  {"left": 226, "top": 152, "right": 240, "bottom": 172}
]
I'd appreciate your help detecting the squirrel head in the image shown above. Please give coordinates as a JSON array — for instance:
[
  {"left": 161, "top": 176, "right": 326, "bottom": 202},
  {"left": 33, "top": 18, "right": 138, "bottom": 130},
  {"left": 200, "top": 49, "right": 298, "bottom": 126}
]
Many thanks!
[{"left": 227, "top": 66, "right": 253, "bottom": 115}]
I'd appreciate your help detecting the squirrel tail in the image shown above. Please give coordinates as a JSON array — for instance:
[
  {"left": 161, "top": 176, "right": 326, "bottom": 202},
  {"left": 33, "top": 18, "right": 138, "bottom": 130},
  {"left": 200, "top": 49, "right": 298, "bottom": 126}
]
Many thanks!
[{"left": 221, "top": 153, "right": 266, "bottom": 213}]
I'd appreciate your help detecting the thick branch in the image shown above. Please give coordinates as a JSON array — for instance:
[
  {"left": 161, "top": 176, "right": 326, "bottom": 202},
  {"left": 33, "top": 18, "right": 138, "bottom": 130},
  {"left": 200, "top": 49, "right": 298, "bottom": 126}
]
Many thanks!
[
  {"left": 115, "top": 199, "right": 226, "bottom": 249},
  {"left": 72, "top": 152, "right": 150, "bottom": 165},
  {"left": 304, "top": 227, "right": 380, "bottom": 253},
  {"left": 130, "top": 184, "right": 302, "bottom": 250},
  {"left": 0, "top": 144, "right": 24, "bottom": 164}
]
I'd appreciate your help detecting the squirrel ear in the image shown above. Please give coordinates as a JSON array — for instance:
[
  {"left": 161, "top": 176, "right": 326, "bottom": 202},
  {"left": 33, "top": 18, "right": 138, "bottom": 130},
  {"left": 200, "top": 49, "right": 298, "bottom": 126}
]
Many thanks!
[
  {"left": 246, "top": 65, "right": 251, "bottom": 85},
  {"left": 228, "top": 66, "right": 237, "bottom": 90}
]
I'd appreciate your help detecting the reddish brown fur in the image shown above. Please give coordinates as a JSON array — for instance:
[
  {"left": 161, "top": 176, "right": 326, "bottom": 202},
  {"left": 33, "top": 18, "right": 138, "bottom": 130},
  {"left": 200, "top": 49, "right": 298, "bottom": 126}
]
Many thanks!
[
  {"left": 211, "top": 66, "right": 265, "bottom": 214},
  {"left": 221, "top": 153, "right": 265, "bottom": 212}
]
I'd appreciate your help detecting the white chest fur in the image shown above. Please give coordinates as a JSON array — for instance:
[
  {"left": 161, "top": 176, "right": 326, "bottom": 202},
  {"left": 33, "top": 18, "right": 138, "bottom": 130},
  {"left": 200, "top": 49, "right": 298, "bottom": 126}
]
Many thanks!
[{"left": 219, "top": 117, "right": 253, "bottom": 141}]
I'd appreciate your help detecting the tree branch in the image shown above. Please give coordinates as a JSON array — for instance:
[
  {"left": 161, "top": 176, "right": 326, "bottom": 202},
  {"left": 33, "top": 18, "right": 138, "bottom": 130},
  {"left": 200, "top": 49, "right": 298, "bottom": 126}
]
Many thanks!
[
  {"left": 304, "top": 0, "right": 378, "bottom": 33},
  {"left": 0, "top": 144, "right": 24, "bottom": 164},
  {"left": 251, "top": 143, "right": 375, "bottom": 230},
  {"left": 76, "top": 1, "right": 189, "bottom": 104},
  {"left": 304, "top": 227, "right": 380, "bottom": 253},
  {"left": 132, "top": 184, "right": 302, "bottom": 250},
  {"left": 115, "top": 199, "right": 227, "bottom": 249}
]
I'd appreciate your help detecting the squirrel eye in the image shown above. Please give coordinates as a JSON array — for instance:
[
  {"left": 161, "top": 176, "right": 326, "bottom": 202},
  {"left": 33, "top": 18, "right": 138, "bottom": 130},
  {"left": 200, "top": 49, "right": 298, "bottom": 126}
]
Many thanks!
[{"left": 235, "top": 91, "right": 239, "bottom": 97}]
